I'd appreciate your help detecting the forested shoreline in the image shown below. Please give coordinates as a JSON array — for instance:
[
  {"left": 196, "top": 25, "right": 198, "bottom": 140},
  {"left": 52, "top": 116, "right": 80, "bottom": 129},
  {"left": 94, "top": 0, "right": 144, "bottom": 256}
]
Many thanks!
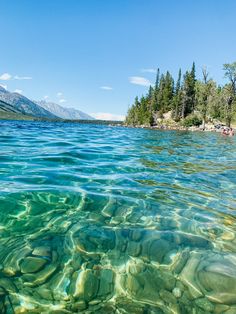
[{"left": 125, "top": 62, "right": 236, "bottom": 129}]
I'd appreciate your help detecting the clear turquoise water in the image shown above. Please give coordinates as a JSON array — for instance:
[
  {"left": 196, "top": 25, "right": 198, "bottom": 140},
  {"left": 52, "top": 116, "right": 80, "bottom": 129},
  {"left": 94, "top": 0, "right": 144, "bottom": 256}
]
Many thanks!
[{"left": 0, "top": 121, "right": 236, "bottom": 314}]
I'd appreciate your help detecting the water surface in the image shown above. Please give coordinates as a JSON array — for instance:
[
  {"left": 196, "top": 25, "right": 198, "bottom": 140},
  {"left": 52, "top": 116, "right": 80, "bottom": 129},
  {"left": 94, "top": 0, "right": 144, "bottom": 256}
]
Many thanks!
[{"left": 0, "top": 121, "right": 236, "bottom": 313}]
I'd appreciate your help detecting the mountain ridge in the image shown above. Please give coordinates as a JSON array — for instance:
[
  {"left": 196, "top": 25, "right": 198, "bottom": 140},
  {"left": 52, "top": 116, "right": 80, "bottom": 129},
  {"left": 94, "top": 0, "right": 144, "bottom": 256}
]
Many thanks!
[
  {"left": 0, "top": 87, "right": 58, "bottom": 119},
  {"left": 36, "top": 100, "right": 94, "bottom": 120},
  {"left": 0, "top": 86, "right": 94, "bottom": 120}
]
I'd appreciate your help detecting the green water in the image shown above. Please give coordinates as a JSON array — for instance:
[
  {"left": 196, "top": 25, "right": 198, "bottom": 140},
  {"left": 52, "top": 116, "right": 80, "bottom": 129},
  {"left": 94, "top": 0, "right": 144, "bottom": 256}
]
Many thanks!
[{"left": 0, "top": 121, "right": 236, "bottom": 314}]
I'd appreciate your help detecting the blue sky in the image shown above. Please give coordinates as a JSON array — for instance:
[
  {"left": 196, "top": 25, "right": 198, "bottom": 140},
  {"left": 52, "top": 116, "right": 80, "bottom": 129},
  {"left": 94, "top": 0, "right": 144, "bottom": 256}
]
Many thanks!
[{"left": 0, "top": 0, "right": 236, "bottom": 120}]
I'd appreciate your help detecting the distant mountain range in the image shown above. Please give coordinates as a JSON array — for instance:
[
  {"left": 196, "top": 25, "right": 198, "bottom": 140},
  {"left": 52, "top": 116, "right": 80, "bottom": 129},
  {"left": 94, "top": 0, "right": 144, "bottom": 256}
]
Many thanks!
[
  {"left": 36, "top": 100, "right": 94, "bottom": 120},
  {"left": 0, "top": 99, "right": 38, "bottom": 121},
  {"left": 0, "top": 86, "right": 58, "bottom": 119},
  {"left": 0, "top": 86, "right": 94, "bottom": 120}
]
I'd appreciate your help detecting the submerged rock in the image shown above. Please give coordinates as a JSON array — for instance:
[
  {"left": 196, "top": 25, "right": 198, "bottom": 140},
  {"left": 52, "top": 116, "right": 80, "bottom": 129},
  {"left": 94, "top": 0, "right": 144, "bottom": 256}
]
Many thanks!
[
  {"left": 73, "top": 269, "right": 101, "bottom": 302},
  {"left": 20, "top": 256, "right": 47, "bottom": 273},
  {"left": 32, "top": 246, "right": 51, "bottom": 258},
  {"left": 172, "top": 287, "right": 181, "bottom": 298},
  {"left": 159, "top": 289, "right": 177, "bottom": 304},
  {"left": 195, "top": 297, "right": 214, "bottom": 312},
  {"left": 97, "top": 269, "right": 114, "bottom": 298},
  {"left": 180, "top": 251, "right": 236, "bottom": 306}
]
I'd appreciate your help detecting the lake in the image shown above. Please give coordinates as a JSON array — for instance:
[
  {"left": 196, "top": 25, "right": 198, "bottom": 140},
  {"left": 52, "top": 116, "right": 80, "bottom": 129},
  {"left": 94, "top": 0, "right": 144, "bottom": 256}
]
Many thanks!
[{"left": 0, "top": 120, "right": 236, "bottom": 313}]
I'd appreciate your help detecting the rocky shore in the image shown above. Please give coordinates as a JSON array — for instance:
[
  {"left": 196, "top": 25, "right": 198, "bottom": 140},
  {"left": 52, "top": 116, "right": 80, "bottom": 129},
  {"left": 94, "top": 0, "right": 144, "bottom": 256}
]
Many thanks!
[{"left": 124, "top": 122, "right": 235, "bottom": 133}]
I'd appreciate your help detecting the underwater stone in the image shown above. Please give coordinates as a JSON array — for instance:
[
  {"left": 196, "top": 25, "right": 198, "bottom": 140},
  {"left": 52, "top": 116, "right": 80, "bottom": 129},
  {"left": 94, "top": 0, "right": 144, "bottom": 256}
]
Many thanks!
[
  {"left": 179, "top": 253, "right": 203, "bottom": 299},
  {"left": 161, "top": 272, "right": 176, "bottom": 291},
  {"left": 131, "top": 229, "right": 143, "bottom": 241},
  {"left": 20, "top": 256, "right": 47, "bottom": 273},
  {"left": 71, "top": 301, "right": 87, "bottom": 311},
  {"left": 127, "top": 212, "right": 143, "bottom": 223},
  {"left": 97, "top": 304, "right": 116, "bottom": 313},
  {"left": 177, "top": 233, "right": 213, "bottom": 249},
  {"left": 2, "top": 267, "right": 16, "bottom": 277},
  {"left": 36, "top": 288, "right": 54, "bottom": 301},
  {"left": 83, "top": 270, "right": 99, "bottom": 301},
  {"left": 97, "top": 269, "right": 114, "bottom": 297},
  {"left": 0, "top": 287, "right": 5, "bottom": 296},
  {"left": 128, "top": 260, "right": 146, "bottom": 275},
  {"left": 127, "top": 266, "right": 167, "bottom": 305},
  {"left": 3, "top": 245, "right": 32, "bottom": 274},
  {"left": 162, "top": 249, "right": 178, "bottom": 265},
  {"left": 221, "top": 231, "right": 235, "bottom": 241},
  {"left": 197, "top": 258, "right": 236, "bottom": 304},
  {"left": 222, "top": 242, "right": 236, "bottom": 253},
  {"left": 127, "top": 241, "right": 142, "bottom": 257},
  {"left": 110, "top": 216, "right": 124, "bottom": 224},
  {"left": 71, "top": 254, "right": 83, "bottom": 270},
  {"left": 214, "top": 304, "right": 230, "bottom": 313},
  {"left": 178, "top": 291, "right": 192, "bottom": 311},
  {"left": 176, "top": 280, "right": 185, "bottom": 292},
  {"left": 25, "top": 264, "right": 57, "bottom": 286},
  {"left": 32, "top": 246, "right": 51, "bottom": 257},
  {"left": 159, "top": 289, "right": 177, "bottom": 304},
  {"left": 206, "top": 293, "right": 236, "bottom": 305},
  {"left": 89, "top": 299, "right": 100, "bottom": 305},
  {"left": 75, "top": 226, "right": 115, "bottom": 253},
  {"left": 159, "top": 217, "right": 178, "bottom": 230},
  {"left": 148, "top": 239, "right": 170, "bottom": 263},
  {"left": 172, "top": 250, "right": 190, "bottom": 274},
  {"left": 0, "top": 302, "right": 5, "bottom": 314},
  {"left": 126, "top": 274, "right": 140, "bottom": 295},
  {"left": 195, "top": 297, "right": 214, "bottom": 312},
  {"left": 0, "top": 278, "right": 17, "bottom": 293},
  {"left": 74, "top": 269, "right": 99, "bottom": 302},
  {"left": 224, "top": 307, "right": 236, "bottom": 314},
  {"left": 172, "top": 287, "right": 181, "bottom": 298}
]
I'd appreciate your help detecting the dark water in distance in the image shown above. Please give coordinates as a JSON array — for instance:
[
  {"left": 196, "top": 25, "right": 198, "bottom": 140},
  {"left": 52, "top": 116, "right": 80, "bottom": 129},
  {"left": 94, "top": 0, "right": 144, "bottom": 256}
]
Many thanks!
[{"left": 0, "top": 120, "right": 236, "bottom": 314}]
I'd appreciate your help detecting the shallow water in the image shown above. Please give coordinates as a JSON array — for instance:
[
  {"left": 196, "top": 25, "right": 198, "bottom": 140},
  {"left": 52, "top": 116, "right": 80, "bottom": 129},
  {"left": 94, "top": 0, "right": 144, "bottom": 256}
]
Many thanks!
[{"left": 0, "top": 120, "right": 236, "bottom": 313}]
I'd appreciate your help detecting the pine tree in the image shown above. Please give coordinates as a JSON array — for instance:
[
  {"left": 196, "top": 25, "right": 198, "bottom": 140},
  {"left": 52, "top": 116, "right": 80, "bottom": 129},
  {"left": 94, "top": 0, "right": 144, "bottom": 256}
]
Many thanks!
[
  {"left": 125, "top": 61, "right": 235, "bottom": 127},
  {"left": 181, "top": 64, "right": 196, "bottom": 118},
  {"left": 155, "top": 68, "right": 160, "bottom": 91},
  {"left": 190, "top": 62, "right": 196, "bottom": 112},
  {"left": 223, "top": 62, "right": 236, "bottom": 127},
  {"left": 172, "top": 68, "right": 182, "bottom": 120},
  {"left": 151, "top": 68, "right": 160, "bottom": 112},
  {"left": 199, "top": 68, "right": 210, "bottom": 129},
  {"left": 159, "top": 72, "right": 174, "bottom": 113}
]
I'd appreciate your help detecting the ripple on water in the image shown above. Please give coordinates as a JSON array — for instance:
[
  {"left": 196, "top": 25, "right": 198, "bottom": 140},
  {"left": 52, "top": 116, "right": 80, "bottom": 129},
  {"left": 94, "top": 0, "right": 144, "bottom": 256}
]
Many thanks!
[{"left": 0, "top": 121, "right": 235, "bottom": 313}]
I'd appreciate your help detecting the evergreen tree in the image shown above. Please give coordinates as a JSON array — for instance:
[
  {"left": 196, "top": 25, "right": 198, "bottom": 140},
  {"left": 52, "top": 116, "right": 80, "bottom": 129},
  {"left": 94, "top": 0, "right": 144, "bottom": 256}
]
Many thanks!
[
  {"left": 181, "top": 65, "right": 196, "bottom": 118},
  {"left": 190, "top": 62, "right": 196, "bottom": 112},
  {"left": 155, "top": 68, "right": 160, "bottom": 90},
  {"left": 223, "top": 62, "right": 236, "bottom": 127},
  {"left": 195, "top": 68, "right": 210, "bottom": 129},
  {"left": 172, "top": 68, "right": 182, "bottom": 120},
  {"left": 158, "top": 72, "right": 174, "bottom": 113},
  {"left": 125, "top": 61, "right": 236, "bottom": 127},
  {"left": 151, "top": 68, "right": 160, "bottom": 112}
]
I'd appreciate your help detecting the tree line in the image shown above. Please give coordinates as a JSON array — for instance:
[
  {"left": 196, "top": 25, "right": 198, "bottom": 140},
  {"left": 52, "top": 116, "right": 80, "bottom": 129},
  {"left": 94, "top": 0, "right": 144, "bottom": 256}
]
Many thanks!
[{"left": 125, "top": 62, "right": 236, "bottom": 128}]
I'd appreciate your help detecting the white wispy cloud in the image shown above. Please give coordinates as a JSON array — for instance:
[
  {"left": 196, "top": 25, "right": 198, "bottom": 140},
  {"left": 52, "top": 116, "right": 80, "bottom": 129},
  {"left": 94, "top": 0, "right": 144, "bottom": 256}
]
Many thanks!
[
  {"left": 44, "top": 95, "right": 49, "bottom": 100},
  {"left": 57, "top": 92, "right": 63, "bottom": 97},
  {"left": 14, "top": 89, "right": 23, "bottom": 94},
  {"left": 100, "top": 86, "right": 113, "bottom": 90},
  {"left": 141, "top": 68, "right": 156, "bottom": 73},
  {"left": 0, "top": 73, "right": 32, "bottom": 81},
  {"left": 14, "top": 75, "right": 32, "bottom": 80},
  {"left": 90, "top": 112, "right": 125, "bottom": 121},
  {"left": 0, "top": 84, "right": 7, "bottom": 90},
  {"left": 0, "top": 73, "right": 12, "bottom": 81},
  {"left": 59, "top": 99, "right": 67, "bottom": 103},
  {"left": 129, "top": 76, "right": 151, "bottom": 87}
]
